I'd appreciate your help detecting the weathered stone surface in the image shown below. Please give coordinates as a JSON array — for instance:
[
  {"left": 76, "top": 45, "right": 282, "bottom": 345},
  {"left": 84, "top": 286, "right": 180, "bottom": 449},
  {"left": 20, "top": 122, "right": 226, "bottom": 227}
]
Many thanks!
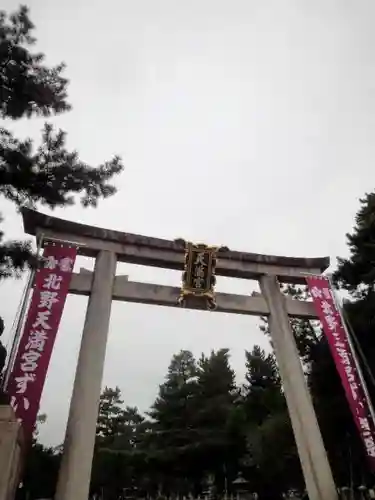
[
  {"left": 0, "top": 406, "right": 23, "bottom": 500},
  {"left": 69, "top": 272, "right": 318, "bottom": 318},
  {"left": 21, "top": 208, "right": 329, "bottom": 283}
]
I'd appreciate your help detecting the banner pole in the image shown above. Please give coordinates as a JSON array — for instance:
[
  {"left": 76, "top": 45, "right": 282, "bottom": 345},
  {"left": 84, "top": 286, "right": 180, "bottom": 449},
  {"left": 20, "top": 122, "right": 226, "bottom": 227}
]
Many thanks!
[
  {"left": 341, "top": 301, "right": 375, "bottom": 393},
  {"left": 327, "top": 275, "right": 375, "bottom": 431},
  {"left": 2, "top": 234, "right": 44, "bottom": 391}
]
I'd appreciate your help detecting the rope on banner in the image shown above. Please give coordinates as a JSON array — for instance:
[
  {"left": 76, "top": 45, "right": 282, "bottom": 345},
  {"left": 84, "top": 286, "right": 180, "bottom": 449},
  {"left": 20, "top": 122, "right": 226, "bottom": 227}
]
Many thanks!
[
  {"left": 42, "top": 235, "right": 83, "bottom": 249},
  {"left": 5, "top": 278, "right": 28, "bottom": 353},
  {"left": 2, "top": 233, "right": 45, "bottom": 391},
  {"left": 341, "top": 303, "right": 375, "bottom": 394}
]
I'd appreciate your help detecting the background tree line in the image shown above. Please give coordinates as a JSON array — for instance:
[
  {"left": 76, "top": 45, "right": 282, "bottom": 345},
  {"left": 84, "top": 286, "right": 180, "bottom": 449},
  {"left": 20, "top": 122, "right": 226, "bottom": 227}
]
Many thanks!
[{"left": 2, "top": 4, "right": 375, "bottom": 500}]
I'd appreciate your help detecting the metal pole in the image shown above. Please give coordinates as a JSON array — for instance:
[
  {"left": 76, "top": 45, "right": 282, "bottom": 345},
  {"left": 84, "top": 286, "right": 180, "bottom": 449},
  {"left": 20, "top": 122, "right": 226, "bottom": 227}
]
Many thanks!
[
  {"left": 327, "top": 276, "right": 375, "bottom": 431},
  {"left": 2, "top": 233, "right": 44, "bottom": 390},
  {"left": 341, "top": 300, "right": 375, "bottom": 393}
]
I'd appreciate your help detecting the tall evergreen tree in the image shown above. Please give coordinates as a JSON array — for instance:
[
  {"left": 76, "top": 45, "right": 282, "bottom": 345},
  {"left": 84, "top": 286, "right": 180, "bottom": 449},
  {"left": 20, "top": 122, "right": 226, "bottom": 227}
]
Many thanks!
[
  {"left": 0, "top": 5, "right": 123, "bottom": 279},
  {"left": 149, "top": 350, "right": 198, "bottom": 437},
  {"left": 92, "top": 387, "right": 145, "bottom": 500},
  {"left": 146, "top": 349, "right": 245, "bottom": 496},
  {"left": 325, "top": 192, "right": 375, "bottom": 484},
  {"left": 334, "top": 192, "right": 375, "bottom": 297},
  {"left": 332, "top": 192, "right": 375, "bottom": 407},
  {"left": 243, "top": 346, "right": 284, "bottom": 425},
  {"left": 96, "top": 386, "right": 127, "bottom": 447},
  {"left": 194, "top": 349, "right": 243, "bottom": 494},
  {"left": 242, "top": 345, "right": 302, "bottom": 499},
  {"left": 147, "top": 350, "right": 200, "bottom": 495}
]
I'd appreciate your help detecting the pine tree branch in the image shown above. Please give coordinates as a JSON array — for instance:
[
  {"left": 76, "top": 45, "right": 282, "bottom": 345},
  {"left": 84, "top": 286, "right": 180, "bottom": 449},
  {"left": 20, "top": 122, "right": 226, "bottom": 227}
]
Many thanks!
[
  {"left": 0, "top": 237, "right": 35, "bottom": 279},
  {"left": 0, "top": 6, "right": 69, "bottom": 119},
  {"left": 0, "top": 124, "right": 124, "bottom": 209}
]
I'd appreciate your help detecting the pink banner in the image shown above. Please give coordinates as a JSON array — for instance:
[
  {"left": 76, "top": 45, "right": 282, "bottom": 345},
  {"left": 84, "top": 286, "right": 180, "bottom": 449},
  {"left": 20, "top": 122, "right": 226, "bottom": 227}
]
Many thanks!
[
  {"left": 6, "top": 243, "right": 77, "bottom": 440},
  {"left": 306, "top": 275, "right": 375, "bottom": 470}
]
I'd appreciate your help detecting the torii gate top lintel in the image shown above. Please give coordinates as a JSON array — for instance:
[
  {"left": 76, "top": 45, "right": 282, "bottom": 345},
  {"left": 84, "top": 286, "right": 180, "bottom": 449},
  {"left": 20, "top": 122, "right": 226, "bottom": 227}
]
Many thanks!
[{"left": 21, "top": 207, "right": 329, "bottom": 284}]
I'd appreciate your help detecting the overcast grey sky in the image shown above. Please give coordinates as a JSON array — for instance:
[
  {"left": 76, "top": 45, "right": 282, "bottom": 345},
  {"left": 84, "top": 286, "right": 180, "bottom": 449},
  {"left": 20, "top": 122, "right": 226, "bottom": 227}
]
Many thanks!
[{"left": 1, "top": 0, "right": 375, "bottom": 445}]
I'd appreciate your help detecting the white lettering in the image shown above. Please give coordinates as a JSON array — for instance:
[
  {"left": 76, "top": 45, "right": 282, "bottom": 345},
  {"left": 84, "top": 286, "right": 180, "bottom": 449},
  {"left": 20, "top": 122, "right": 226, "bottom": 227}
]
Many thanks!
[
  {"left": 359, "top": 417, "right": 370, "bottom": 431},
  {"left": 32, "top": 310, "right": 51, "bottom": 330},
  {"left": 10, "top": 396, "right": 17, "bottom": 411},
  {"left": 194, "top": 265, "right": 205, "bottom": 279},
  {"left": 321, "top": 300, "right": 334, "bottom": 316},
  {"left": 335, "top": 341, "right": 346, "bottom": 348},
  {"left": 15, "top": 373, "right": 36, "bottom": 394},
  {"left": 364, "top": 436, "right": 375, "bottom": 457},
  {"left": 11, "top": 395, "right": 30, "bottom": 412},
  {"left": 310, "top": 286, "right": 322, "bottom": 299},
  {"left": 44, "top": 256, "right": 58, "bottom": 270},
  {"left": 337, "top": 347, "right": 351, "bottom": 366},
  {"left": 39, "top": 290, "right": 59, "bottom": 310},
  {"left": 59, "top": 257, "right": 74, "bottom": 272},
  {"left": 43, "top": 274, "right": 63, "bottom": 290},
  {"left": 194, "top": 253, "right": 206, "bottom": 266},
  {"left": 350, "top": 382, "right": 359, "bottom": 400},
  {"left": 344, "top": 365, "right": 355, "bottom": 383},
  {"left": 25, "top": 330, "right": 48, "bottom": 352},
  {"left": 325, "top": 314, "right": 339, "bottom": 331},
  {"left": 20, "top": 350, "right": 41, "bottom": 372}
]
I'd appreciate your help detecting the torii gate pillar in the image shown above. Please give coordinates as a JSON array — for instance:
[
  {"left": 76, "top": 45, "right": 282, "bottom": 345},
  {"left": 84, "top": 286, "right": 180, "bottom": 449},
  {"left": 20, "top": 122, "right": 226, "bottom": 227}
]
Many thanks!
[
  {"left": 18, "top": 209, "right": 338, "bottom": 500},
  {"left": 261, "top": 275, "right": 337, "bottom": 500},
  {"left": 55, "top": 251, "right": 117, "bottom": 500}
]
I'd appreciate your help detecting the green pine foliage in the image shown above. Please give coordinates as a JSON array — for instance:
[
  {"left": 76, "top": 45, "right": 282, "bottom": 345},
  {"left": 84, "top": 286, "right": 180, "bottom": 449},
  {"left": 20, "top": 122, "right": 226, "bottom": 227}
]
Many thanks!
[
  {"left": 0, "top": 5, "right": 123, "bottom": 279},
  {"left": 334, "top": 192, "right": 375, "bottom": 297}
]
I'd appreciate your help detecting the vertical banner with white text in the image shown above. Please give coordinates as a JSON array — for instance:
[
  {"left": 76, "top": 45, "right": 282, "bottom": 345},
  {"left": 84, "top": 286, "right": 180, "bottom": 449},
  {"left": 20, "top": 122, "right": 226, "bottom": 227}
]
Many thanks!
[
  {"left": 6, "top": 243, "right": 77, "bottom": 440},
  {"left": 306, "top": 275, "right": 375, "bottom": 470}
]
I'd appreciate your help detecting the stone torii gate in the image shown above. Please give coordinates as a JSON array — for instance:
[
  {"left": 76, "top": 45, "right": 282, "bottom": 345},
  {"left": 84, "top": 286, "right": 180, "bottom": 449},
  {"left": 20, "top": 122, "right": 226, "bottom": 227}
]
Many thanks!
[{"left": 21, "top": 208, "right": 338, "bottom": 500}]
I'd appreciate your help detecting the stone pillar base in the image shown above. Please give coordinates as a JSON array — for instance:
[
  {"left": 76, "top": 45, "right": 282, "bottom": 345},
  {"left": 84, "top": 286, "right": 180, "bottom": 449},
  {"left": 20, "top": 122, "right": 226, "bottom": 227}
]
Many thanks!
[{"left": 0, "top": 405, "right": 24, "bottom": 500}]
